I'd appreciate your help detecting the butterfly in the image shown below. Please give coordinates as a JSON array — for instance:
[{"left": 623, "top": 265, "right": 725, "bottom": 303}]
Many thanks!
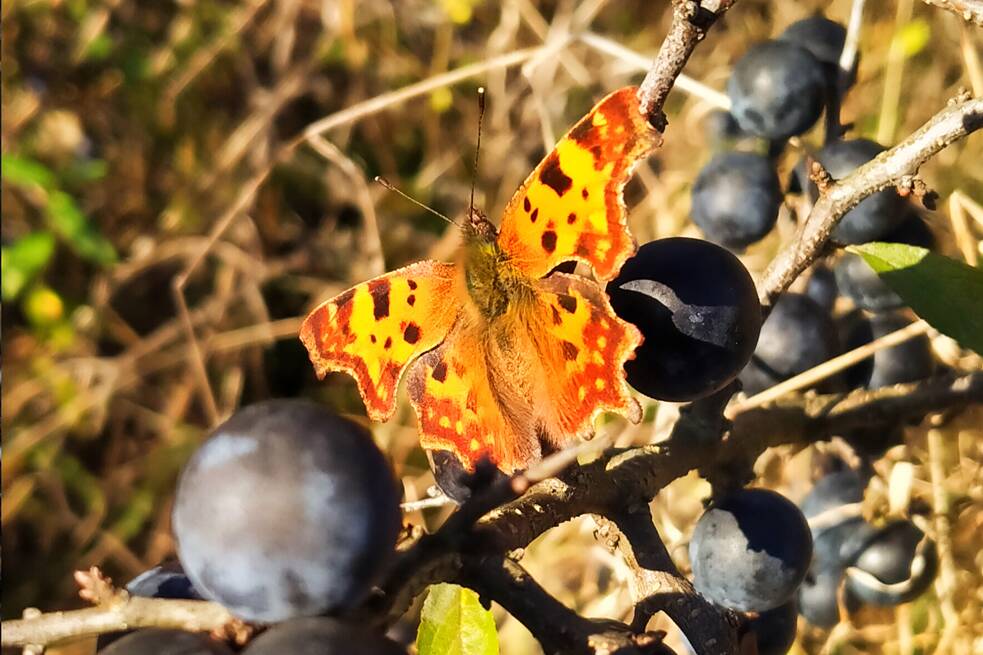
[{"left": 300, "top": 86, "right": 660, "bottom": 474}]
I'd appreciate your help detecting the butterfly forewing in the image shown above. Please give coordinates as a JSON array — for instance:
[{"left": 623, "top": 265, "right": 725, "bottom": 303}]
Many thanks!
[
  {"left": 496, "top": 86, "right": 660, "bottom": 281},
  {"left": 300, "top": 261, "right": 459, "bottom": 421}
]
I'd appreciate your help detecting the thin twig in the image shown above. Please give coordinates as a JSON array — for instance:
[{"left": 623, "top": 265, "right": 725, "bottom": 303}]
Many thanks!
[
  {"left": 1, "top": 597, "right": 236, "bottom": 648},
  {"left": 759, "top": 93, "right": 983, "bottom": 308},
  {"left": 306, "top": 134, "right": 386, "bottom": 278},
  {"left": 637, "top": 0, "right": 738, "bottom": 130},
  {"left": 926, "top": 427, "right": 961, "bottom": 652},
  {"left": 726, "top": 319, "right": 931, "bottom": 418},
  {"left": 839, "top": 0, "right": 866, "bottom": 92},
  {"left": 876, "top": 0, "right": 914, "bottom": 146},
  {"left": 921, "top": 0, "right": 983, "bottom": 25}
]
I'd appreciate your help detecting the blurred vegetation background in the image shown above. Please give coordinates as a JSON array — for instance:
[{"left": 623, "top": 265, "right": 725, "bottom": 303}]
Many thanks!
[{"left": 2, "top": 0, "right": 981, "bottom": 653}]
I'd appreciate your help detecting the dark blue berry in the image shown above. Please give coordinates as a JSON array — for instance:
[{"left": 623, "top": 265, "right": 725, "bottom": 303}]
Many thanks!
[
  {"left": 173, "top": 400, "right": 402, "bottom": 622},
  {"left": 691, "top": 152, "right": 783, "bottom": 249},
  {"left": 241, "top": 617, "right": 406, "bottom": 655},
  {"left": 607, "top": 238, "right": 761, "bottom": 402},
  {"left": 799, "top": 469, "right": 866, "bottom": 523},
  {"left": 845, "top": 520, "right": 938, "bottom": 606},
  {"left": 842, "top": 312, "right": 935, "bottom": 389},
  {"left": 740, "top": 293, "right": 840, "bottom": 395},
  {"left": 703, "top": 111, "right": 787, "bottom": 158},
  {"left": 778, "top": 16, "right": 855, "bottom": 89},
  {"left": 746, "top": 600, "right": 798, "bottom": 655},
  {"left": 800, "top": 470, "right": 878, "bottom": 571},
  {"left": 690, "top": 488, "right": 813, "bottom": 612},
  {"left": 429, "top": 449, "right": 507, "bottom": 503},
  {"left": 125, "top": 562, "right": 201, "bottom": 601},
  {"left": 727, "top": 41, "right": 827, "bottom": 140},
  {"left": 97, "top": 629, "right": 232, "bottom": 654},
  {"left": 779, "top": 16, "right": 847, "bottom": 68},
  {"left": 811, "top": 139, "right": 907, "bottom": 243},
  {"left": 798, "top": 565, "right": 853, "bottom": 628},
  {"left": 805, "top": 265, "right": 838, "bottom": 313},
  {"left": 835, "top": 253, "right": 905, "bottom": 312},
  {"left": 98, "top": 563, "right": 205, "bottom": 650}
]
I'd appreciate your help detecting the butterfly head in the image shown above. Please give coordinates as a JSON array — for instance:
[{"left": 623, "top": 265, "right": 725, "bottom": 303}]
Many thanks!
[{"left": 465, "top": 206, "right": 498, "bottom": 242}]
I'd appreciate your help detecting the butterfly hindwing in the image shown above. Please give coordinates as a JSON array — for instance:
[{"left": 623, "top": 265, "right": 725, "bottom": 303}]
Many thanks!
[
  {"left": 496, "top": 86, "right": 660, "bottom": 281},
  {"left": 406, "top": 272, "right": 643, "bottom": 474},
  {"left": 300, "top": 261, "right": 459, "bottom": 421},
  {"left": 528, "top": 272, "right": 643, "bottom": 442},
  {"left": 406, "top": 318, "right": 541, "bottom": 474}
]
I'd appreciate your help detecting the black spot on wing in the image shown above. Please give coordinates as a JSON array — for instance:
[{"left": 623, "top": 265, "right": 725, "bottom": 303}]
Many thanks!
[
  {"left": 523, "top": 196, "right": 531, "bottom": 213},
  {"left": 530, "top": 207, "right": 538, "bottom": 223},
  {"left": 407, "top": 279, "right": 418, "bottom": 290},
  {"left": 558, "top": 294, "right": 577, "bottom": 314},
  {"left": 369, "top": 279, "right": 391, "bottom": 320},
  {"left": 569, "top": 118, "right": 595, "bottom": 145},
  {"left": 561, "top": 341, "right": 579, "bottom": 361},
  {"left": 335, "top": 288, "right": 356, "bottom": 308},
  {"left": 403, "top": 323, "right": 421, "bottom": 344},
  {"left": 541, "top": 230, "right": 557, "bottom": 253},
  {"left": 539, "top": 152, "right": 573, "bottom": 196},
  {"left": 432, "top": 360, "right": 447, "bottom": 382}
]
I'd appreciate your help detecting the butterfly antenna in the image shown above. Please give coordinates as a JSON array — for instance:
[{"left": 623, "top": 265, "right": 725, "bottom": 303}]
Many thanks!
[
  {"left": 468, "top": 86, "right": 486, "bottom": 215},
  {"left": 374, "top": 176, "right": 459, "bottom": 227}
]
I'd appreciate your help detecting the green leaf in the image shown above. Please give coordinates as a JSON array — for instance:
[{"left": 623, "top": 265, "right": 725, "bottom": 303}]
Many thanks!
[
  {"left": 1, "top": 232, "right": 56, "bottom": 300},
  {"left": 849, "top": 242, "right": 983, "bottom": 354},
  {"left": 417, "top": 584, "right": 498, "bottom": 655},
  {"left": 1, "top": 154, "right": 56, "bottom": 189},
  {"left": 46, "top": 190, "right": 118, "bottom": 265}
]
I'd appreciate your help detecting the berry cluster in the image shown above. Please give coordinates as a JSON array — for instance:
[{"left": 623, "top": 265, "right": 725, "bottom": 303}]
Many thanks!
[
  {"left": 798, "top": 469, "right": 938, "bottom": 628},
  {"left": 693, "top": 15, "right": 926, "bottom": 256},
  {"left": 689, "top": 13, "right": 944, "bottom": 412}
]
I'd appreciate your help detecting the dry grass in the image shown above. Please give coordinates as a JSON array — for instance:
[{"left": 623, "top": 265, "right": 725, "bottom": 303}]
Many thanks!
[{"left": 2, "top": 1, "right": 981, "bottom": 653}]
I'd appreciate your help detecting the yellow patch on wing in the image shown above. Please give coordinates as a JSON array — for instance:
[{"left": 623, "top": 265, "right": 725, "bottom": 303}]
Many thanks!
[
  {"left": 496, "top": 86, "right": 660, "bottom": 281},
  {"left": 299, "top": 260, "right": 460, "bottom": 421}
]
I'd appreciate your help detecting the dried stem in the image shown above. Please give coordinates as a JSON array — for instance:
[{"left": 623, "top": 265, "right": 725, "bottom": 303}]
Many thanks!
[{"left": 1, "top": 597, "right": 236, "bottom": 647}]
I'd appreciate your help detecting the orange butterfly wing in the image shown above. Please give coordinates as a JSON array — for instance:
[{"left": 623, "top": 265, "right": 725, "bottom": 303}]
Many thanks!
[
  {"left": 529, "top": 272, "right": 643, "bottom": 441},
  {"left": 496, "top": 86, "right": 660, "bottom": 281},
  {"left": 299, "top": 261, "right": 459, "bottom": 421},
  {"left": 406, "top": 273, "right": 641, "bottom": 474}
]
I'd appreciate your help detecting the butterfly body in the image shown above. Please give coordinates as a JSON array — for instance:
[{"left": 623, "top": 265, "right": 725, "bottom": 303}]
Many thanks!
[
  {"left": 301, "top": 87, "right": 660, "bottom": 473},
  {"left": 461, "top": 211, "right": 535, "bottom": 322}
]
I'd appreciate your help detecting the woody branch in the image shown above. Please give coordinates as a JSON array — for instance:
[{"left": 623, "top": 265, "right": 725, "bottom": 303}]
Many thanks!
[{"left": 394, "top": 373, "right": 981, "bottom": 654}]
